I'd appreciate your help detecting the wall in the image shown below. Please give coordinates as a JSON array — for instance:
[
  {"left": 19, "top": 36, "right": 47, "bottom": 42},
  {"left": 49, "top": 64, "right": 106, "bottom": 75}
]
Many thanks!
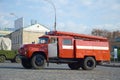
[
  {"left": 10, "top": 29, "right": 23, "bottom": 50},
  {"left": 23, "top": 31, "right": 45, "bottom": 44}
]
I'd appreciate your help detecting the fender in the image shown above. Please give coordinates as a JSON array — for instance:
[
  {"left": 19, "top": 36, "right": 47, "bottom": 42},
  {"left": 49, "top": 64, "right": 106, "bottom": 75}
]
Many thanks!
[{"left": 26, "top": 45, "right": 48, "bottom": 58}]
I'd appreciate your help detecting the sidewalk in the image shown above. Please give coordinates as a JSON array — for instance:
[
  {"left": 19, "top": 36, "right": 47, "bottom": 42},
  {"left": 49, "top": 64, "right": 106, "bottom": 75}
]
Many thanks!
[{"left": 101, "top": 62, "right": 120, "bottom": 67}]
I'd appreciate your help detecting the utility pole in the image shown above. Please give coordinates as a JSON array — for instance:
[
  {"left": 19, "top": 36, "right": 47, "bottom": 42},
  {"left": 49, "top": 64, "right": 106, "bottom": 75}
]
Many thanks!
[{"left": 44, "top": 0, "right": 57, "bottom": 31}]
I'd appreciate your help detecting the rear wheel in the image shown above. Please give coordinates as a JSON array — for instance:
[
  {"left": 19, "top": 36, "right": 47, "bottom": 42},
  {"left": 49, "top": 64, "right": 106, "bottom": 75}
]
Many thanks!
[
  {"left": 21, "top": 58, "right": 32, "bottom": 69},
  {"left": 81, "top": 57, "right": 96, "bottom": 70},
  {"left": 31, "top": 54, "right": 46, "bottom": 69},
  {"left": 11, "top": 55, "right": 21, "bottom": 63},
  {"left": 14, "top": 55, "right": 21, "bottom": 63},
  {"left": 68, "top": 62, "right": 81, "bottom": 70},
  {"left": 0, "top": 55, "right": 5, "bottom": 63}
]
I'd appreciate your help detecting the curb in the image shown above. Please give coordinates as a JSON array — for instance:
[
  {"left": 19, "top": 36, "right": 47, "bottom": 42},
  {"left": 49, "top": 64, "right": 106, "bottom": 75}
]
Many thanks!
[{"left": 100, "top": 63, "right": 120, "bottom": 67}]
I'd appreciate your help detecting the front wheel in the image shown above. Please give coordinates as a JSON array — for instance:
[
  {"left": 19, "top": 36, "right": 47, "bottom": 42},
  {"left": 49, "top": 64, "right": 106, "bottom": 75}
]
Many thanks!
[
  {"left": 31, "top": 54, "right": 46, "bottom": 69},
  {"left": 81, "top": 57, "right": 96, "bottom": 70}
]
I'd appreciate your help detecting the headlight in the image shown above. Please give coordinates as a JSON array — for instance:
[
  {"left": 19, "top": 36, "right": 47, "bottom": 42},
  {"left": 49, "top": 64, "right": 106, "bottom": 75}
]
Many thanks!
[{"left": 18, "top": 47, "right": 28, "bottom": 55}]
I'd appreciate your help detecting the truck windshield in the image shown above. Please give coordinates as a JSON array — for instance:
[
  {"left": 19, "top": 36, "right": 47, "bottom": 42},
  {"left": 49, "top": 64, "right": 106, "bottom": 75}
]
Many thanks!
[{"left": 38, "top": 37, "right": 48, "bottom": 44}]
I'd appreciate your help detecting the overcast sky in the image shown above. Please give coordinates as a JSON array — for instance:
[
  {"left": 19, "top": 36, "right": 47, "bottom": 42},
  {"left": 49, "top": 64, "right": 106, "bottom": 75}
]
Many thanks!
[{"left": 0, "top": 0, "right": 120, "bottom": 34}]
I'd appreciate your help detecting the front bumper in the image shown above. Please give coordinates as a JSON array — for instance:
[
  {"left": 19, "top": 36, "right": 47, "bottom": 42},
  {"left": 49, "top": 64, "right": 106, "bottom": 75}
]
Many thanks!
[{"left": 19, "top": 54, "right": 28, "bottom": 59}]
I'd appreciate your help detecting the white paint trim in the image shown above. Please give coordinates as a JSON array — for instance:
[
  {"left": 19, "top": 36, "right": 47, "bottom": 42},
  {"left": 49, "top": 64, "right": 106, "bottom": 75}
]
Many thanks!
[
  {"left": 62, "top": 45, "right": 109, "bottom": 50},
  {"left": 76, "top": 46, "right": 109, "bottom": 50},
  {"left": 62, "top": 45, "right": 73, "bottom": 49}
]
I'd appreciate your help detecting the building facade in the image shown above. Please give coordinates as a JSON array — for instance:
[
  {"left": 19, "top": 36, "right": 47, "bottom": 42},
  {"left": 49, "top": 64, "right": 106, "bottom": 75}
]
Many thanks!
[{"left": 7, "top": 24, "right": 50, "bottom": 50}]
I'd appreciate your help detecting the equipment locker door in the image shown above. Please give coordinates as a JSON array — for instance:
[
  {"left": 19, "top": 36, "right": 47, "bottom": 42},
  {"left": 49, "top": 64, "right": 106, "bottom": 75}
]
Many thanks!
[{"left": 58, "top": 37, "right": 74, "bottom": 58}]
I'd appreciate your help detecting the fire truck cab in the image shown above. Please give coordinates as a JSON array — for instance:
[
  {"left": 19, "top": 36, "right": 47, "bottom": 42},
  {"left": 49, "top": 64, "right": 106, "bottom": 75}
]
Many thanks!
[{"left": 19, "top": 31, "right": 110, "bottom": 70}]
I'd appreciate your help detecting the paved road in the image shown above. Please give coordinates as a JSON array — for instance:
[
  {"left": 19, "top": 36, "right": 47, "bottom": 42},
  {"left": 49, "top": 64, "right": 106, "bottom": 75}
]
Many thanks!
[{"left": 0, "top": 62, "right": 120, "bottom": 80}]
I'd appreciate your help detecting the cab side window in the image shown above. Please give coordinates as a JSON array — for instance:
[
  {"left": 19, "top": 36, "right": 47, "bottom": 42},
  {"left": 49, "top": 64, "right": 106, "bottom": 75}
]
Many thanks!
[
  {"left": 50, "top": 37, "right": 57, "bottom": 43},
  {"left": 62, "top": 39, "right": 72, "bottom": 45}
]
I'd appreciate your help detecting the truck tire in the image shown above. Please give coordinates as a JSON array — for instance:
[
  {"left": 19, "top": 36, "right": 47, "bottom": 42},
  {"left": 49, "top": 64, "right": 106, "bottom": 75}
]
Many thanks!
[
  {"left": 81, "top": 57, "right": 96, "bottom": 70},
  {"left": 31, "top": 54, "right": 45, "bottom": 69},
  {"left": 0, "top": 55, "right": 5, "bottom": 63},
  {"left": 68, "top": 62, "right": 81, "bottom": 70},
  {"left": 11, "top": 55, "right": 21, "bottom": 63},
  {"left": 15, "top": 55, "right": 21, "bottom": 63},
  {"left": 21, "top": 58, "right": 32, "bottom": 69}
]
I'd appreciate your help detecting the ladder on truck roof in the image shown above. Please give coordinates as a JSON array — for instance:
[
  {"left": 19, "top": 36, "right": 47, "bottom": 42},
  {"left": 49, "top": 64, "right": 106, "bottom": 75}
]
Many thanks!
[{"left": 48, "top": 31, "right": 108, "bottom": 41}]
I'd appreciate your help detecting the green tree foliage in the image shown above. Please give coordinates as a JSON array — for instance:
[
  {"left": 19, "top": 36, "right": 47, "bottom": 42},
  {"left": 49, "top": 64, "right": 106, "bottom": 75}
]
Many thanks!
[{"left": 118, "top": 49, "right": 120, "bottom": 61}]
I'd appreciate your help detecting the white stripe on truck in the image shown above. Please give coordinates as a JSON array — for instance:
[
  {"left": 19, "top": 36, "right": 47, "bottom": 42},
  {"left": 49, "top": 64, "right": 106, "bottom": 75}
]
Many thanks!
[
  {"left": 62, "top": 45, "right": 109, "bottom": 50},
  {"left": 76, "top": 46, "right": 109, "bottom": 50},
  {"left": 62, "top": 45, "right": 73, "bottom": 49}
]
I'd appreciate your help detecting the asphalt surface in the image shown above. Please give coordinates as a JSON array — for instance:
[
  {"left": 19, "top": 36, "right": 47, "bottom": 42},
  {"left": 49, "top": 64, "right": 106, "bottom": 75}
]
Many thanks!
[{"left": 0, "top": 62, "right": 120, "bottom": 80}]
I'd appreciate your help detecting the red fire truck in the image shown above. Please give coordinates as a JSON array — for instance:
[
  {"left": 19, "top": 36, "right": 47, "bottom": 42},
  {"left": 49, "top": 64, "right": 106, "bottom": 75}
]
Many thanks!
[{"left": 19, "top": 31, "right": 110, "bottom": 70}]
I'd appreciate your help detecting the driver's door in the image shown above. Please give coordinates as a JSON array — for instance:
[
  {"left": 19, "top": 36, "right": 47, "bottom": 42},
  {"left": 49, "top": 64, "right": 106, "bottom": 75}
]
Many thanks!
[{"left": 48, "top": 37, "right": 58, "bottom": 58}]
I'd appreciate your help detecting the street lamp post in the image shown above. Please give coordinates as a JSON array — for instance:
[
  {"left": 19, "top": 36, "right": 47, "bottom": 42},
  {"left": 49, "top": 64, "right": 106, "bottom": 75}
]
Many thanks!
[{"left": 44, "top": 0, "right": 57, "bottom": 31}]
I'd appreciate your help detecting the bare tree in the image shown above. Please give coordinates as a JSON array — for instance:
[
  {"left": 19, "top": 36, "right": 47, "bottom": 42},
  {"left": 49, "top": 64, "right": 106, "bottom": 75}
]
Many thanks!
[{"left": 91, "top": 29, "right": 120, "bottom": 41}]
